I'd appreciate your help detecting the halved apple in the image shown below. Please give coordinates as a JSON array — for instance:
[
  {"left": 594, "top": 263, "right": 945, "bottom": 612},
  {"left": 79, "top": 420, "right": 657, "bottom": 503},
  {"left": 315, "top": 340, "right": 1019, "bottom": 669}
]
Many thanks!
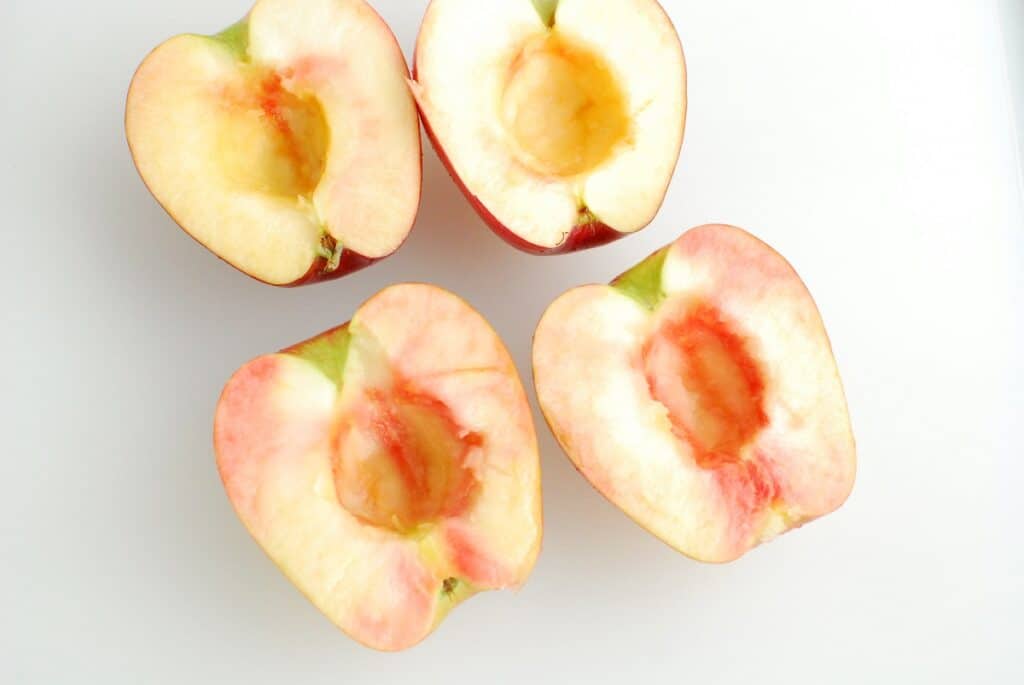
[
  {"left": 126, "top": 0, "right": 421, "bottom": 286},
  {"left": 412, "top": 0, "right": 686, "bottom": 254},
  {"left": 214, "top": 284, "right": 542, "bottom": 650},
  {"left": 533, "top": 225, "right": 856, "bottom": 562}
]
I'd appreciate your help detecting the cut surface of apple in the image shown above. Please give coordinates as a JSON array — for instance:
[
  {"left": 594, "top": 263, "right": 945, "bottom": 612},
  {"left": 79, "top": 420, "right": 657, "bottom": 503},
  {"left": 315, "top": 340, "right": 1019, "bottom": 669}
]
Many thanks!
[
  {"left": 126, "top": 0, "right": 421, "bottom": 285},
  {"left": 412, "top": 0, "right": 686, "bottom": 253},
  {"left": 533, "top": 225, "right": 855, "bottom": 562},
  {"left": 214, "top": 284, "right": 542, "bottom": 650}
]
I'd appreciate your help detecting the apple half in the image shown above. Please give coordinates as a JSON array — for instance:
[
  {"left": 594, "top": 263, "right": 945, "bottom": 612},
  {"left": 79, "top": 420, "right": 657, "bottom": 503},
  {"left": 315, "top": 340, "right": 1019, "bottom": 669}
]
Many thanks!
[
  {"left": 412, "top": 0, "right": 686, "bottom": 254},
  {"left": 533, "top": 225, "right": 856, "bottom": 562},
  {"left": 126, "top": 0, "right": 421, "bottom": 286},
  {"left": 214, "top": 284, "right": 542, "bottom": 650}
]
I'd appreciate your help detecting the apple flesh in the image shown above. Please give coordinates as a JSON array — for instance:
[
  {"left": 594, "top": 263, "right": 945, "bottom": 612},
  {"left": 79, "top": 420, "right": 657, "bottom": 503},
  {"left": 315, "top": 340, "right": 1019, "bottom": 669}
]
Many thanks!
[
  {"left": 533, "top": 225, "right": 856, "bottom": 562},
  {"left": 412, "top": 0, "right": 686, "bottom": 254},
  {"left": 214, "top": 284, "right": 542, "bottom": 650},
  {"left": 126, "top": 0, "right": 421, "bottom": 286}
]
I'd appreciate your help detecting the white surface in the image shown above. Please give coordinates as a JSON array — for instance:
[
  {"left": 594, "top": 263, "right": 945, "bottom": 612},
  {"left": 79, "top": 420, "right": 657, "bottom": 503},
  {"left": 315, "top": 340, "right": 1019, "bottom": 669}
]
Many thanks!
[{"left": 3, "top": 0, "right": 1022, "bottom": 682}]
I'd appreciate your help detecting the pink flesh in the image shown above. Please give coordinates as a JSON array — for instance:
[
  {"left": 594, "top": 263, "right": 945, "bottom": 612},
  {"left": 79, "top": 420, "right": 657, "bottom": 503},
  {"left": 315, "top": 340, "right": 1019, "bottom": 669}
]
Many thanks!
[
  {"left": 352, "top": 549, "right": 435, "bottom": 651},
  {"left": 712, "top": 453, "right": 782, "bottom": 545},
  {"left": 288, "top": 54, "right": 345, "bottom": 86},
  {"left": 214, "top": 356, "right": 332, "bottom": 525},
  {"left": 444, "top": 521, "right": 512, "bottom": 587}
]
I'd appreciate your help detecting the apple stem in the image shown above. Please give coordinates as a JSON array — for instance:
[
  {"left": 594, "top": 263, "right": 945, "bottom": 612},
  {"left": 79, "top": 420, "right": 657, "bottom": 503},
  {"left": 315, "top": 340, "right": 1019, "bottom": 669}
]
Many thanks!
[{"left": 317, "top": 234, "right": 343, "bottom": 273}]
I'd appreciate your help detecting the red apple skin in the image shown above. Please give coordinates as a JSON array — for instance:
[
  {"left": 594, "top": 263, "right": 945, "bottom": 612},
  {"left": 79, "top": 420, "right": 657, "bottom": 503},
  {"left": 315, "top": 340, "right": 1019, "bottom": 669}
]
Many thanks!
[
  {"left": 125, "top": 1, "right": 423, "bottom": 288},
  {"left": 286, "top": 250, "right": 379, "bottom": 287},
  {"left": 414, "top": 89, "right": 621, "bottom": 255}
]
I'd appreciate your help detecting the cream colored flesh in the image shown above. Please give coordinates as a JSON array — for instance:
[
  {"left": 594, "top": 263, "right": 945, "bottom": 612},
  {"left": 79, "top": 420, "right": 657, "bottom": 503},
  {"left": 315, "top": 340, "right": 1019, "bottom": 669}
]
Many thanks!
[
  {"left": 127, "top": 0, "right": 420, "bottom": 285},
  {"left": 413, "top": 0, "right": 686, "bottom": 248}
]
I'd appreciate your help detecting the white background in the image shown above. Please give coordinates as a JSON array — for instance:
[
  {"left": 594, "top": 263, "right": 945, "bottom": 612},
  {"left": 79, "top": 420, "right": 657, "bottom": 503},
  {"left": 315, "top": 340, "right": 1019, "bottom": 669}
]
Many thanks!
[{"left": 3, "top": 0, "right": 1022, "bottom": 682}]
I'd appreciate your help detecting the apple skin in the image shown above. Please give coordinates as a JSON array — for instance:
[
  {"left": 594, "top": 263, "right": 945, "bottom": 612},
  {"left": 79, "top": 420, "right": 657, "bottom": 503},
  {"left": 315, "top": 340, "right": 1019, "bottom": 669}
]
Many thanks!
[
  {"left": 414, "top": 89, "right": 621, "bottom": 255},
  {"left": 279, "top": 321, "right": 353, "bottom": 380},
  {"left": 126, "top": 8, "right": 423, "bottom": 287},
  {"left": 285, "top": 249, "right": 379, "bottom": 287},
  {"left": 609, "top": 244, "right": 671, "bottom": 309}
]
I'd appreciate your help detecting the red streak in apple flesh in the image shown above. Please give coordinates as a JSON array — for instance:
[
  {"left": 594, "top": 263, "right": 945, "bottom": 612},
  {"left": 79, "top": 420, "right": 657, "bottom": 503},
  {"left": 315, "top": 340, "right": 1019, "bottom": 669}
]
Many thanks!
[
  {"left": 332, "top": 380, "right": 483, "bottom": 534},
  {"left": 644, "top": 303, "right": 784, "bottom": 538}
]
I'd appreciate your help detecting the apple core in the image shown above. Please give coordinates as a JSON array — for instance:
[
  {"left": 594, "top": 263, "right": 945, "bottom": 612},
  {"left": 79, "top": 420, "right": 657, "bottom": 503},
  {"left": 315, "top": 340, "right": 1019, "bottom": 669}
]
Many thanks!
[
  {"left": 332, "top": 383, "right": 482, "bottom": 534},
  {"left": 216, "top": 69, "right": 329, "bottom": 199},
  {"left": 500, "top": 31, "right": 631, "bottom": 178},
  {"left": 644, "top": 304, "right": 768, "bottom": 469}
]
